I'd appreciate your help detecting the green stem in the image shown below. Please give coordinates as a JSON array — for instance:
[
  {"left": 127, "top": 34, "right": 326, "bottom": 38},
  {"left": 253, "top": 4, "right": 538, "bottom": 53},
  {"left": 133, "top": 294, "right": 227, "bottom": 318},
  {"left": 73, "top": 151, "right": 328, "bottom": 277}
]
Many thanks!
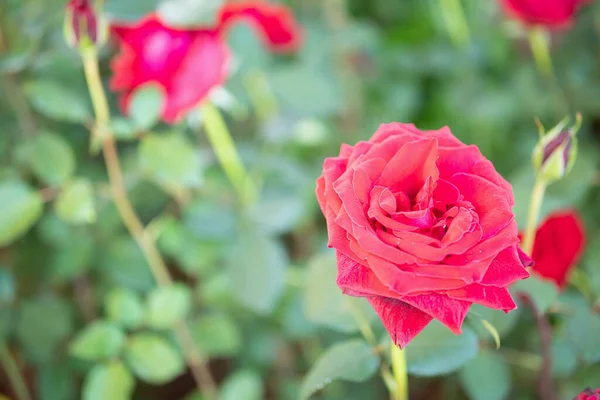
[
  {"left": 201, "top": 102, "right": 257, "bottom": 207},
  {"left": 521, "top": 178, "right": 547, "bottom": 255},
  {"left": 440, "top": 0, "right": 470, "bottom": 48},
  {"left": 0, "top": 342, "right": 32, "bottom": 400},
  {"left": 80, "top": 48, "right": 217, "bottom": 400},
  {"left": 528, "top": 27, "right": 554, "bottom": 80},
  {"left": 390, "top": 343, "right": 409, "bottom": 400}
]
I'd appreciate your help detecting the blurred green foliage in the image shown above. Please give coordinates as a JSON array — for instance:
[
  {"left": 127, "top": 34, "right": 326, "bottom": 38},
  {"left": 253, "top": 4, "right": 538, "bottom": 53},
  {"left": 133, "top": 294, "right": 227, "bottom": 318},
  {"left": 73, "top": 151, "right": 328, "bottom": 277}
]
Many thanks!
[{"left": 1, "top": 0, "right": 600, "bottom": 399}]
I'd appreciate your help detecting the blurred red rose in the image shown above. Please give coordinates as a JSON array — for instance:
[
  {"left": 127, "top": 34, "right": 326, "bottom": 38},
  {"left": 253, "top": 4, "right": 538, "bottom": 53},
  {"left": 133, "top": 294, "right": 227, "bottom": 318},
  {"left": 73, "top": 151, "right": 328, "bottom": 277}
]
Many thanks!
[
  {"left": 109, "top": 1, "right": 302, "bottom": 123},
  {"left": 575, "top": 388, "right": 600, "bottom": 400},
  {"left": 316, "top": 123, "right": 530, "bottom": 347},
  {"left": 530, "top": 210, "right": 585, "bottom": 288},
  {"left": 501, "top": 0, "right": 591, "bottom": 28}
]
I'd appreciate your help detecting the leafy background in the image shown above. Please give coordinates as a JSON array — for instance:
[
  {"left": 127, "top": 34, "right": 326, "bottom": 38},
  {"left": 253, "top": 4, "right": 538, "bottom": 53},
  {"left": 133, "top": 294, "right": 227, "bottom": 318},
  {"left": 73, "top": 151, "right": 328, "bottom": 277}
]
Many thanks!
[{"left": 1, "top": 0, "right": 600, "bottom": 399}]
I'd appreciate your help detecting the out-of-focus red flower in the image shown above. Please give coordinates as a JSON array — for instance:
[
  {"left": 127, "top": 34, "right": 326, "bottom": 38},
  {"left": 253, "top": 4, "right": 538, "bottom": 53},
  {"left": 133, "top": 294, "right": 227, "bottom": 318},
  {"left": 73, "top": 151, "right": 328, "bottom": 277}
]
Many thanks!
[
  {"left": 65, "top": 0, "right": 99, "bottom": 46},
  {"left": 574, "top": 388, "right": 600, "bottom": 400},
  {"left": 529, "top": 210, "right": 585, "bottom": 288},
  {"left": 501, "top": 0, "right": 591, "bottom": 28},
  {"left": 110, "top": 1, "right": 302, "bottom": 123},
  {"left": 316, "top": 123, "right": 530, "bottom": 348}
]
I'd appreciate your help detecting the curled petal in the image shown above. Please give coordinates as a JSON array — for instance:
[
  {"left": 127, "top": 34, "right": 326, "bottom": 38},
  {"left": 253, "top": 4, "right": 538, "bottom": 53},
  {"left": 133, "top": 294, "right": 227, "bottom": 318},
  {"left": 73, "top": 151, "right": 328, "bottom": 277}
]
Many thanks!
[{"left": 218, "top": 1, "right": 302, "bottom": 52}]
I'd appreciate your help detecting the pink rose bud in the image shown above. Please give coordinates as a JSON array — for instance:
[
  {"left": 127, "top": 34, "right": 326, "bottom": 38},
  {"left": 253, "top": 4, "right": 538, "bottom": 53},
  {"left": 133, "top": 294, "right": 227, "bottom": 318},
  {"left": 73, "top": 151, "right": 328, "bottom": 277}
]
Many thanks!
[{"left": 532, "top": 114, "right": 581, "bottom": 184}]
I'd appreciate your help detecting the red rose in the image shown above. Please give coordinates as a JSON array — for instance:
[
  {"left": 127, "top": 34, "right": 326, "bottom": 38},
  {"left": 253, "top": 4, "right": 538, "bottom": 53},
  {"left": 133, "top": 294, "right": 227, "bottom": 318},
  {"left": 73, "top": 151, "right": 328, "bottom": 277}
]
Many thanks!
[
  {"left": 501, "top": 0, "right": 591, "bottom": 28},
  {"left": 530, "top": 210, "right": 585, "bottom": 288},
  {"left": 575, "top": 388, "right": 600, "bottom": 400},
  {"left": 109, "top": 1, "right": 302, "bottom": 123},
  {"left": 316, "top": 123, "right": 531, "bottom": 347}
]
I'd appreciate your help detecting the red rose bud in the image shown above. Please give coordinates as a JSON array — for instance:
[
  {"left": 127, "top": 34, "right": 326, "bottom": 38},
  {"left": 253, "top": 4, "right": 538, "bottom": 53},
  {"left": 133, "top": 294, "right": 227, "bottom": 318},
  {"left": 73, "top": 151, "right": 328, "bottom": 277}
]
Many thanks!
[
  {"left": 316, "top": 123, "right": 530, "bottom": 348},
  {"left": 501, "top": 0, "right": 591, "bottom": 29},
  {"left": 532, "top": 114, "right": 580, "bottom": 184},
  {"left": 64, "top": 0, "right": 107, "bottom": 49},
  {"left": 530, "top": 210, "right": 585, "bottom": 288},
  {"left": 574, "top": 388, "right": 600, "bottom": 400}
]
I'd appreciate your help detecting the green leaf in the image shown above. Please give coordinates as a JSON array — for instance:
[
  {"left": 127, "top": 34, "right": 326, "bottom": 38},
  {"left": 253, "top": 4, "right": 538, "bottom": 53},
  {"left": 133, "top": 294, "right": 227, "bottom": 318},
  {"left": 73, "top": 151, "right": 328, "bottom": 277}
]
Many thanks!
[
  {"left": 300, "top": 339, "right": 379, "bottom": 399},
  {"left": 226, "top": 229, "right": 287, "bottom": 314},
  {"left": 23, "top": 80, "right": 91, "bottom": 123},
  {"left": 82, "top": 360, "right": 135, "bottom": 400},
  {"left": 16, "top": 295, "right": 74, "bottom": 363},
  {"left": 220, "top": 370, "right": 264, "bottom": 400},
  {"left": 470, "top": 304, "right": 520, "bottom": 340},
  {"left": 459, "top": 349, "right": 511, "bottom": 400},
  {"left": 110, "top": 118, "right": 138, "bottom": 141},
  {"left": 69, "top": 321, "right": 125, "bottom": 361},
  {"left": 552, "top": 336, "right": 578, "bottom": 377},
  {"left": 129, "top": 85, "right": 164, "bottom": 130},
  {"left": 158, "top": 0, "right": 223, "bottom": 27},
  {"left": 48, "top": 234, "right": 93, "bottom": 283},
  {"left": 406, "top": 321, "right": 479, "bottom": 377},
  {"left": 228, "top": 23, "right": 270, "bottom": 70},
  {"left": 183, "top": 199, "right": 237, "bottom": 240},
  {"left": 304, "top": 251, "right": 375, "bottom": 333},
  {"left": 125, "top": 333, "right": 185, "bottom": 384},
  {"left": 98, "top": 237, "right": 154, "bottom": 292},
  {"left": 190, "top": 313, "right": 241, "bottom": 357},
  {"left": 250, "top": 189, "right": 307, "bottom": 235},
  {"left": 22, "top": 132, "right": 75, "bottom": 186},
  {"left": 138, "top": 132, "right": 203, "bottom": 188},
  {"left": 55, "top": 179, "right": 96, "bottom": 224},
  {"left": 0, "top": 269, "right": 15, "bottom": 305},
  {"left": 566, "top": 306, "right": 600, "bottom": 364},
  {"left": 512, "top": 275, "right": 558, "bottom": 314},
  {"left": 145, "top": 284, "right": 192, "bottom": 329},
  {"left": 104, "top": 288, "right": 144, "bottom": 330},
  {"left": 0, "top": 180, "right": 44, "bottom": 246},
  {"left": 38, "top": 362, "right": 76, "bottom": 400},
  {"left": 269, "top": 66, "right": 342, "bottom": 117}
]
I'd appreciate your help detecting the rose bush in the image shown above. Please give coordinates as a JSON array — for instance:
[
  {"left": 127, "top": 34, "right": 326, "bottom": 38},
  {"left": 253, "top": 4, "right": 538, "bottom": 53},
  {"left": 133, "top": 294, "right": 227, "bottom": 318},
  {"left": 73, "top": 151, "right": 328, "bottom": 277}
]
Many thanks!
[
  {"left": 501, "top": 0, "right": 591, "bottom": 28},
  {"left": 110, "top": 1, "right": 302, "bottom": 123},
  {"left": 316, "top": 123, "right": 531, "bottom": 347}
]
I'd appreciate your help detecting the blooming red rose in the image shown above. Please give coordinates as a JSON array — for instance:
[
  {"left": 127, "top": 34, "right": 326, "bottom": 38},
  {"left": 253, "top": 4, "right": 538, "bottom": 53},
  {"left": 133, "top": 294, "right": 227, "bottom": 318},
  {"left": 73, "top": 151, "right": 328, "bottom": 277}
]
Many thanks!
[
  {"left": 529, "top": 210, "right": 585, "bottom": 288},
  {"left": 110, "top": 1, "right": 302, "bottom": 123},
  {"left": 316, "top": 123, "right": 531, "bottom": 347},
  {"left": 574, "top": 388, "right": 600, "bottom": 400},
  {"left": 501, "top": 0, "right": 591, "bottom": 28}
]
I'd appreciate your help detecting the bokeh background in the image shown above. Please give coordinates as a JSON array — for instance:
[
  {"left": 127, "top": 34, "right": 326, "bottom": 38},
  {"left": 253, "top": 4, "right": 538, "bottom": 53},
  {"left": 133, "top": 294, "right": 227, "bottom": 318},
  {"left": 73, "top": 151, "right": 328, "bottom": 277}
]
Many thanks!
[{"left": 1, "top": 0, "right": 600, "bottom": 399}]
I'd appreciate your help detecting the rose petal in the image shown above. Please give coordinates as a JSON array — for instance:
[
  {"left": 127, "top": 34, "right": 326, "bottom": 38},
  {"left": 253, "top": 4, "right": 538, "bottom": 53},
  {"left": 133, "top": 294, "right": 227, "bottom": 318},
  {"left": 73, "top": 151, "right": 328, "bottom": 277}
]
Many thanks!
[
  {"left": 377, "top": 138, "right": 439, "bottom": 197},
  {"left": 402, "top": 293, "right": 471, "bottom": 334},
  {"left": 481, "top": 246, "right": 531, "bottom": 286},
  {"left": 368, "top": 296, "right": 432, "bottom": 348},
  {"left": 217, "top": 0, "right": 302, "bottom": 51},
  {"left": 451, "top": 173, "right": 514, "bottom": 239},
  {"left": 446, "top": 284, "right": 517, "bottom": 311}
]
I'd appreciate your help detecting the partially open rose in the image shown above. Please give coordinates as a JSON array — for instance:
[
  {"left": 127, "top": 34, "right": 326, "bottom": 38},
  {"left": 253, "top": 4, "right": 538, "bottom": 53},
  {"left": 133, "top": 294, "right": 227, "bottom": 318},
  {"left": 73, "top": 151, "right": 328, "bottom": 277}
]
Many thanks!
[{"left": 316, "top": 123, "right": 531, "bottom": 347}]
